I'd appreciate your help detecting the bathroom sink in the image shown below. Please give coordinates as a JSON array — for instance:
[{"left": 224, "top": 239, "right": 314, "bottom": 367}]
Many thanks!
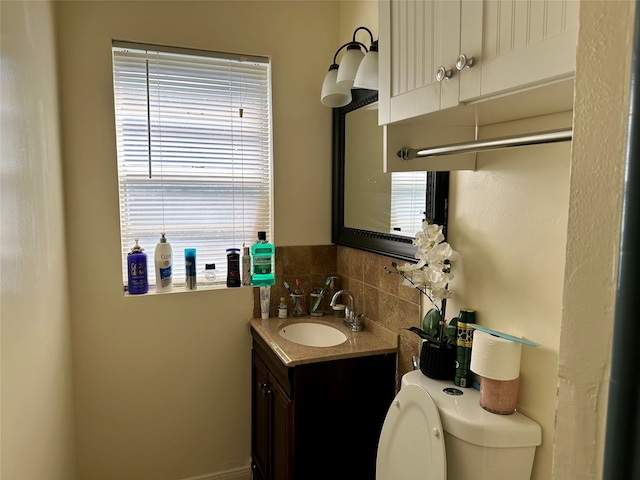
[{"left": 278, "top": 322, "right": 348, "bottom": 347}]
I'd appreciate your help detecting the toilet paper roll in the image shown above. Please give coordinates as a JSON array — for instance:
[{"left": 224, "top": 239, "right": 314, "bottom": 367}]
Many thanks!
[{"left": 470, "top": 330, "right": 522, "bottom": 381}]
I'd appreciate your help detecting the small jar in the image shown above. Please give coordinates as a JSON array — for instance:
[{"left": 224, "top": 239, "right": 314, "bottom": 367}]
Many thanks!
[
  {"left": 278, "top": 297, "right": 288, "bottom": 319},
  {"left": 201, "top": 263, "right": 217, "bottom": 283}
]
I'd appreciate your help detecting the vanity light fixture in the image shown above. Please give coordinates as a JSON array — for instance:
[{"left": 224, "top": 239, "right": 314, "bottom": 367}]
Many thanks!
[{"left": 321, "top": 26, "right": 378, "bottom": 108}]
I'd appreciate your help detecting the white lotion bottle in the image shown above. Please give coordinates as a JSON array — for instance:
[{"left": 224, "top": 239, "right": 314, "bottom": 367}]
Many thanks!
[{"left": 155, "top": 233, "right": 173, "bottom": 292}]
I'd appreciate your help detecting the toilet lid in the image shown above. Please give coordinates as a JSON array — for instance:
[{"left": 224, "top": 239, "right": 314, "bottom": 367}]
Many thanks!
[{"left": 376, "top": 384, "right": 446, "bottom": 480}]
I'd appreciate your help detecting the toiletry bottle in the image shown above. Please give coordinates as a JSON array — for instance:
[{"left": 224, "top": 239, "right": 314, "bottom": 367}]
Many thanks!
[
  {"left": 242, "top": 244, "right": 251, "bottom": 286},
  {"left": 154, "top": 233, "right": 173, "bottom": 293},
  {"left": 278, "top": 297, "right": 288, "bottom": 319},
  {"left": 185, "top": 248, "right": 197, "bottom": 290},
  {"left": 127, "top": 239, "right": 149, "bottom": 294},
  {"left": 201, "top": 263, "right": 217, "bottom": 283},
  {"left": 226, "top": 248, "right": 241, "bottom": 287},
  {"left": 259, "top": 286, "right": 271, "bottom": 319},
  {"left": 250, "top": 231, "right": 275, "bottom": 286}
]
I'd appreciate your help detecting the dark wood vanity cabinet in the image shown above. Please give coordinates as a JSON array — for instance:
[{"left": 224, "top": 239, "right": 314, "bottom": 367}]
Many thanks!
[
  {"left": 251, "top": 329, "right": 396, "bottom": 480},
  {"left": 251, "top": 347, "right": 293, "bottom": 480}
]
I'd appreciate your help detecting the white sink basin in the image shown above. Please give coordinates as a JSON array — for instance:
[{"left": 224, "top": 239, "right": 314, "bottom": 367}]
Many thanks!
[{"left": 278, "top": 322, "right": 348, "bottom": 347}]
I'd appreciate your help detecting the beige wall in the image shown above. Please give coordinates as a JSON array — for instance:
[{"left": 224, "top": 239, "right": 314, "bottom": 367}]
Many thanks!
[
  {"left": 54, "top": 1, "right": 338, "bottom": 478},
  {"left": 446, "top": 111, "right": 572, "bottom": 480},
  {"left": 340, "top": 0, "right": 378, "bottom": 41},
  {"left": 1, "top": 0, "right": 633, "bottom": 478},
  {"left": 0, "top": 1, "right": 78, "bottom": 479},
  {"left": 554, "top": 2, "right": 634, "bottom": 478}
]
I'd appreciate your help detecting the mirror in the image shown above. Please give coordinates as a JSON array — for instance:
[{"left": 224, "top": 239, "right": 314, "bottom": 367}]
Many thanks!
[{"left": 332, "top": 89, "right": 449, "bottom": 262}]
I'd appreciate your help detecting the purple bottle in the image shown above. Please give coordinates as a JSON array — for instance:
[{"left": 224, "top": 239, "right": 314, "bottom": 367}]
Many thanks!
[{"left": 127, "top": 239, "right": 148, "bottom": 294}]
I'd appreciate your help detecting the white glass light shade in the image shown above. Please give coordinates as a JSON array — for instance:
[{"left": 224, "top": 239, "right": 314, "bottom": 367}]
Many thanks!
[
  {"left": 353, "top": 50, "right": 379, "bottom": 90},
  {"left": 321, "top": 66, "right": 352, "bottom": 108},
  {"left": 336, "top": 46, "right": 364, "bottom": 89}
]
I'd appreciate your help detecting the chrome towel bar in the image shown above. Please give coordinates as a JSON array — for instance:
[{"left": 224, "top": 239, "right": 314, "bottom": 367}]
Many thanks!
[{"left": 398, "top": 127, "right": 572, "bottom": 161}]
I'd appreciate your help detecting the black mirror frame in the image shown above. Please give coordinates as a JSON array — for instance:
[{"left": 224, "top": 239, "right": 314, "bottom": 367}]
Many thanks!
[{"left": 331, "top": 88, "right": 450, "bottom": 262}]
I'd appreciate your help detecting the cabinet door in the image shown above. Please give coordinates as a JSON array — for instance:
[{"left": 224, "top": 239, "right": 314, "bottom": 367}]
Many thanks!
[
  {"left": 251, "top": 351, "right": 270, "bottom": 480},
  {"left": 459, "top": 0, "right": 578, "bottom": 101},
  {"left": 269, "top": 372, "right": 294, "bottom": 480},
  {"left": 379, "top": 0, "right": 462, "bottom": 124}
]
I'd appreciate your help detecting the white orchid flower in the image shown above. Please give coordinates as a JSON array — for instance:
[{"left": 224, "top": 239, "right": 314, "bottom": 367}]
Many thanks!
[{"left": 387, "top": 222, "right": 459, "bottom": 332}]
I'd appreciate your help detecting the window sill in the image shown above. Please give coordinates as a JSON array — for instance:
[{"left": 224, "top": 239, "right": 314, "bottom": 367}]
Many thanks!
[{"left": 124, "top": 283, "right": 253, "bottom": 296}]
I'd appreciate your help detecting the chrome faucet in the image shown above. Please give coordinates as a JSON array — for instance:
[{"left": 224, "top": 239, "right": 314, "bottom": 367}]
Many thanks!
[{"left": 329, "top": 289, "right": 364, "bottom": 332}]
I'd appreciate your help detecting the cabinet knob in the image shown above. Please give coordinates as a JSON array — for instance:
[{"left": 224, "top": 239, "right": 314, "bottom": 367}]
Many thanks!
[
  {"left": 455, "top": 54, "right": 476, "bottom": 71},
  {"left": 435, "top": 66, "right": 453, "bottom": 82},
  {"left": 259, "top": 382, "right": 272, "bottom": 396}
]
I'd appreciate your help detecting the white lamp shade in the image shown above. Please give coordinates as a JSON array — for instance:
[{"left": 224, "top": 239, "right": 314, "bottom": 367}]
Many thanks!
[
  {"left": 353, "top": 50, "right": 378, "bottom": 90},
  {"left": 321, "top": 67, "right": 352, "bottom": 108},
  {"left": 336, "top": 47, "right": 364, "bottom": 89}
]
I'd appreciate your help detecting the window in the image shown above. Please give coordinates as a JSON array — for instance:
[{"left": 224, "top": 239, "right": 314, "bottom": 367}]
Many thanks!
[
  {"left": 112, "top": 41, "right": 272, "bottom": 289},
  {"left": 390, "top": 172, "right": 428, "bottom": 237}
]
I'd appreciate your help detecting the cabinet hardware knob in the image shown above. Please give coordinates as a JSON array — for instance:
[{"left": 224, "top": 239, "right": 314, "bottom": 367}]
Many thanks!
[
  {"left": 455, "top": 54, "right": 476, "bottom": 70},
  {"left": 435, "top": 66, "right": 453, "bottom": 82},
  {"left": 259, "top": 382, "right": 272, "bottom": 396}
]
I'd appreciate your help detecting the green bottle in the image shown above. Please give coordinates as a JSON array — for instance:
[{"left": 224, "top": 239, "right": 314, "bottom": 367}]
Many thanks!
[{"left": 250, "top": 231, "right": 275, "bottom": 286}]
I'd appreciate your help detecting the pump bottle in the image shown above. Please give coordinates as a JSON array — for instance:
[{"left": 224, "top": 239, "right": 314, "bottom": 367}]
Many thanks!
[{"left": 154, "top": 233, "right": 173, "bottom": 292}]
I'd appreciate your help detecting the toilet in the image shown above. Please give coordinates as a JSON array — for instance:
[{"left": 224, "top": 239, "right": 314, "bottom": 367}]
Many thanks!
[{"left": 376, "top": 370, "right": 541, "bottom": 480}]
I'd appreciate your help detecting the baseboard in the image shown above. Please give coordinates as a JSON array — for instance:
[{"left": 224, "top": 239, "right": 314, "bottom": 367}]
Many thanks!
[{"left": 180, "top": 466, "right": 252, "bottom": 480}]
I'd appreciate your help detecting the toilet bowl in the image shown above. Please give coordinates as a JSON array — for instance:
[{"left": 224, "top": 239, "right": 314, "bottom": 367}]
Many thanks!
[{"left": 376, "top": 369, "right": 541, "bottom": 480}]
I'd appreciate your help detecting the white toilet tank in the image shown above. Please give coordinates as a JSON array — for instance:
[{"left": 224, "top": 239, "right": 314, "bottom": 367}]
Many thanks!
[{"left": 401, "top": 370, "right": 542, "bottom": 480}]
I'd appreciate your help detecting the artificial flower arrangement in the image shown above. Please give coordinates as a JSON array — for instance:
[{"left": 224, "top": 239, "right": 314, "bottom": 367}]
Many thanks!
[{"left": 386, "top": 220, "right": 458, "bottom": 346}]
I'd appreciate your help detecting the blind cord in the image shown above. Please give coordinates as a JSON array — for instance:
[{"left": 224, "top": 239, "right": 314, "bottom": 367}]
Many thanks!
[
  {"left": 146, "top": 58, "right": 152, "bottom": 179},
  {"left": 155, "top": 51, "right": 166, "bottom": 234}
]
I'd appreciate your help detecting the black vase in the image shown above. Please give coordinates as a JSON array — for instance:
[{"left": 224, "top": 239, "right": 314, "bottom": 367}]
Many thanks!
[{"left": 420, "top": 340, "right": 456, "bottom": 380}]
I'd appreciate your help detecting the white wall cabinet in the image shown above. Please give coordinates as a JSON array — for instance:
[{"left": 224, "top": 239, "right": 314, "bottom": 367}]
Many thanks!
[
  {"left": 378, "top": 0, "right": 464, "bottom": 125},
  {"left": 379, "top": 0, "right": 578, "bottom": 125},
  {"left": 459, "top": 0, "right": 578, "bottom": 103},
  {"left": 379, "top": 0, "right": 578, "bottom": 172}
]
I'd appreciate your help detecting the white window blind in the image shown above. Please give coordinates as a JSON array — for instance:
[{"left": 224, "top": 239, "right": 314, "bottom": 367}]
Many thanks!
[
  {"left": 390, "top": 172, "right": 428, "bottom": 237},
  {"left": 112, "top": 41, "right": 272, "bottom": 289}
]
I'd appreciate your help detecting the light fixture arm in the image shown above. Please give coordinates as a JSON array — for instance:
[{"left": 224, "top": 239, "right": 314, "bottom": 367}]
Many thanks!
[
  {"left": 332, "top": 41, "right": 368, "bottom": 65},
  {"left": 352, "top": 26, "right": 375, "bottom": 45}
]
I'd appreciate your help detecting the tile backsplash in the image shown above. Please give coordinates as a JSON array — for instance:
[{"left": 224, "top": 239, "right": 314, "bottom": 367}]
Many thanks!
[{"left": 253, "top": 244, "right": 421, "bottom": 378}]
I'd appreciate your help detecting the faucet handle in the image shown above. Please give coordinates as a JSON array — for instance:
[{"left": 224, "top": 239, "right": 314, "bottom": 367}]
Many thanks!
[{"left": 350, "top": 312, "right": 364, "bottom": 332}]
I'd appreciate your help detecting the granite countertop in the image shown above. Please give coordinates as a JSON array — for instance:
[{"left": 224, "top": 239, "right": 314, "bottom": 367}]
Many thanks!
[{"left": 249, "top": 315, "right": 398, "bottom": 367}]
